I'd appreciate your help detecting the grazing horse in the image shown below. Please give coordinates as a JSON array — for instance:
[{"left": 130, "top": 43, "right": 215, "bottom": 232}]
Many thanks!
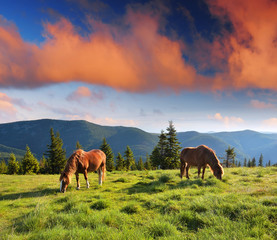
[
  {"left": 180, "top": 145, "right": 224, "bottom": 180},
  {"left": 60, "top": 149, "right": 106, "bottom": 193}
]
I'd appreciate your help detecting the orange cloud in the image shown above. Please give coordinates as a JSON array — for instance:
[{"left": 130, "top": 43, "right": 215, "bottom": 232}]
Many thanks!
[
  {"left": 67, "top": 86, "right": 104, "bottom": 102},
  {"left": 0, "top": 0, "right": 277, "bottom": 92},
  {"left": 208, "top": 113, "right": 244, "bottom": 128},
  {"left": 0, "top": 10, "right": 196, "bottom": 92},
  {"left": 250, "top": 99, "right": 274, "bottom": 109},
  {"left": 0, "top": 92, "right": 17, "bottom": 121},
  {"left": 207, "top": 0, "right": 277, "bottom": 90}
]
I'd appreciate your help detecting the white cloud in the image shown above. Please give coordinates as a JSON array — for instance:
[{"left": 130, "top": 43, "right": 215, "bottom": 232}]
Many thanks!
[{"left": 208, "top": 113, "right": 244, "bottom": 128}]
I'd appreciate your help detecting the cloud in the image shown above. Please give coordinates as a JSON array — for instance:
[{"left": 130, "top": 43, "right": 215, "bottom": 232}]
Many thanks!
[
  {"left": 0, "top": 0, "right": 277, "bottom": 92},
  {"left": 0, "top": 92, "right": 17, "bottom": 121},
  {"left": 250, "top": 99, "right": 274, "bottom": 109},
  {"left": 206, "top": 0, "right": 277, "bottom": 90},
  {"left": 67, "top": 86, "right": 104, "bottom": 102},
  {"left": 208, "top": 113, "right": 244, "bottom": 128},
  {"left": 262, "top": 118, "right": 277, "bottom": 127}
]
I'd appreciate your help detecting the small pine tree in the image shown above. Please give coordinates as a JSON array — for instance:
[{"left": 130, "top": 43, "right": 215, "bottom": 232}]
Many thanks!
[
  {"left": 137, "top": 157, "right": 144, "bottom": 171},
  {"left": 238, "top": 161, "right": 241, "bottom": 167},
  {"left": 258, "top": 154, "right": 263, "bottom": 167},
  {"left": 22, "top": 145, "right": 39, "bottom": 174},
  {"left": 225, "top": 146, "right": 236, "bottom": 168},
  {"left": 76, "top": 141, "right": 83, "bottom": 150},
  {"left": 144, "top": 154, "right": 152, "bottom": 170},
  {"left": 252, "top": 157, "right": 256, "bottom": 167},
  {"left": 124, "top": 146, "right": 135, "bottom": 171},
  {"left": 116, "top": 152, "right": 124, "bottom": 171},
  {"left": 45, "top": 128, "right": 66, "bottom": 174},
  {"left": 7, "top": 153, "right": 19, "bottom": 174},
  {"left": 100, "top": 138, "right": 115, "bottom": 172},
  {"left": 268, "top": 160, "right": 271, "bottom": 167},
  {"left": 0, "top": 160, "right": 8, "bottom": 174},
  {"left": 39, "top": 155, "right": 48, "bottom": 174},
  {"left": 247, "top": 159, "right": 251, "bottom": 167},
  {"left": 165, "top": 121, "right": 182, "bottom": 169},
  {"left": 243, "top": 158, "right": 247, "bottom": 167},
  {"left": 150, "top": 146, "right": 161, "bottom": 169}
]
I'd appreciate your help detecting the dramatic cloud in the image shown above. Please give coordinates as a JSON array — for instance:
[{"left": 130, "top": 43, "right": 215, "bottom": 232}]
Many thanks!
[
  {"left": 207, "top": 0, "right": 277, "bottom": 90},
  {"left": 0, "top": 0, "right": 277, "bottom": 92}
]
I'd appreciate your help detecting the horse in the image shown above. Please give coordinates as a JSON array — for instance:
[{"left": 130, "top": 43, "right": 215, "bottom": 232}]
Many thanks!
[
  {"left": 59, "top": 149, "right": 106, "bottom": 193},
  {"left": 180, "top": 145, "right": 224, "bottom": 180}
]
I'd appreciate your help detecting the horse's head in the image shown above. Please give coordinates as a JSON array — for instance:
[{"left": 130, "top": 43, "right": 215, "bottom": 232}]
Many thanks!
[
  {"left": 213, "top": 165, "right": 224, "bottom": 180},
  {"left": 59, "top": 172, "right": 70, "bottom": 193}
]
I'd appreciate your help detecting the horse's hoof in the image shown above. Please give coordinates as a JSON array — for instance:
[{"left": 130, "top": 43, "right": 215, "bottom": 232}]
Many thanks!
[{"left": 76, "top": 187, "right": 80, "bottom": 190}]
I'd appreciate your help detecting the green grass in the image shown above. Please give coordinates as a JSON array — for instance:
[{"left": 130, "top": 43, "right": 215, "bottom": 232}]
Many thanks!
[{"left": 0, "top": 167, "right": 277, "bottom": 239}]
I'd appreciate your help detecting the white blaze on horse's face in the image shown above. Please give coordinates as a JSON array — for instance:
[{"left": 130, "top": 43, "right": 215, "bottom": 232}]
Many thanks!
[{"left": 60, "top": 180, "right": 63, "bottom": 192}]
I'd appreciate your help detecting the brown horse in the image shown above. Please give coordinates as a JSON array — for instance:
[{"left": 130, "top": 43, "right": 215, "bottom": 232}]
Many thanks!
[
  {"left": 180, "top": 145, "right": 224, "bottom": 180},
  {"left": 60, "top": 149, "right": 106, "bottom": 193}
]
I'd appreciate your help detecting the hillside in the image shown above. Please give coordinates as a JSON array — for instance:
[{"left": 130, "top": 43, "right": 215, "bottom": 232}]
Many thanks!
[
  {"left": 0, "top": 119, "right": 276, "bottom": 165},
  {"left": 0, "top": 119, "right": 158, "bottom": 161}
]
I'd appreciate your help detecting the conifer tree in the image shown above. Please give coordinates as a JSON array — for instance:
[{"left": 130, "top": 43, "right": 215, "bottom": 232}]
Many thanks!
[
  {"left": 100, "top": 138, "right": 114, "bottom": 171},
  {"left": 137, "top": 157, "right": 144, "bottom": 171},
  {"left": 39, "top": 155, "right": 48, "bottom": 174},
  {"left": 243, "top": 158, "right": 247, "bottom": 167},
  {"left": 124, "top": 146, "right": 135, "bottom": 171},
  {"left": 7, "top": 153, "right": 19, "bottom": 174},
  {"left": 150, "top": 146, "right": 161, "bottom": 169},
  {"left": 144, "top": 154, "right": 152, "bottom": 170},
  {"left": 225, "top": 146, "right": 236, "bottom": 168},
  {"left": 0, "top": 160, "right": 7, "bottom": 174},
  {"left": 115, "top": 152, "right": 124, "bottom": 171},
  {"left": 165, "top": 121, "right": 181, "bottom": 169},
  {"left": 252, "top": 157, "right": 256, "bottom": 167},
  {"left": 268, "top": 160, "right": 271, "bottom": 167},
  {"left": 22, "top": 145, "right": 39, "bottom": 174},
  {"left": 247, "top": 159, "right": 251, "bottom": 167},
  {"left": 76, "top": 141, "right": 83, "bottom": 149},
  {"left": 258, "top": 154, "right": 263, "bottom": 167},
  {"left": 45, "top": 128, "right": 66, "bottom": 174}
]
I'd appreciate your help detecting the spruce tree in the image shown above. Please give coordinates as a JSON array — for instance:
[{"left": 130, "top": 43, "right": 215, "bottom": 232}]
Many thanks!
[
  {"left": 0, "top": 160, "right": 8, "bottom": 174},
  {"left": 76, "top": 141, "right": 83, "bottom": 149},
  {"left": 258, "top": 154, "right": 263, "bottom": 167},
  {"left": 144, "top": 154, "right": 152, "bottom": 170},
  {"left": 39, "top": 155, "right": 48, "bottom": 174},
  {"left": 124, "top": 146, "right": 135, "bottom": 171},
  {"left": 100, "top": 138, "right": 114, "bottom": 171},
  {"left": 165, "top": 121, "right": 181, "bottom": 169},
  {"left": 225, "top": 146, "right": 236, "bottom": 168},
  {"left": 150, "top": 146, "right": 161, "bottom": 169},
  {"left": 243, "top": 158, "right": 247, "bottom": 167},
  {"left": 252, "top": 157, "right": 256, "bottom": 167},
  {"left": 116, "top": 152, "right": 124, "bottom": 171},
  {"left": 137, "top": 157, "right": 144, "bottom": 171},
  {"left": 268, "top": 160, "right": 271, "bottom": 166},
  {"left": 45, "top": 128, "right": 66, "bottom": 174},
  {"left": 7, "top": 153, "right": 19, "bottom": 174},
  {"left": 22, "top": 145, "right": 39, "bottom": 174}
]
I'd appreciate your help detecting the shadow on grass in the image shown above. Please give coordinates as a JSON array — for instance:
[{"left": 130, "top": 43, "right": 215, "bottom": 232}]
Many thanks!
[
  {"left": 126, "top": 178, "right": 218, "bottom": 195},
  {"left": 0, "top": 188, "right": 58, "bottom": 200}
]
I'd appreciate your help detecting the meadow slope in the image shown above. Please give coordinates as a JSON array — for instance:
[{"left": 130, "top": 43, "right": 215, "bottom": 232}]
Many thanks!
[{"left": 0, "top": 167, "right": 276, "bottom": 239}]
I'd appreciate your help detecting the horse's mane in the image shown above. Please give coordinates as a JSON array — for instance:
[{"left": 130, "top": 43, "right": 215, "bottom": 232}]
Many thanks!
[
  {"left": 60, "top": 149, "right": 84, "bottom": 181},
  {"left": 199, "top": 145, "right": 223, "bottom": 175}
]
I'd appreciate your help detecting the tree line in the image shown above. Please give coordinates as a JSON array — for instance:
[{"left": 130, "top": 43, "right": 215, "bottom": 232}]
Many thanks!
[{"left": 0, "top": 122, "right": 274, "bottom": 174}]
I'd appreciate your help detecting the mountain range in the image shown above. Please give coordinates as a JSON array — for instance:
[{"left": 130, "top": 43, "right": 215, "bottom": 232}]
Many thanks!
[{"left": 0, "top": 119, "right": 276, "bottom": 165}]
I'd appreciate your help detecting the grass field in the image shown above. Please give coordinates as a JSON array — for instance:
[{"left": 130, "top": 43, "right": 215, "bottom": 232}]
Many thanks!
[{"left": 0, "top": 167, "right": 276, "bottom": 239}]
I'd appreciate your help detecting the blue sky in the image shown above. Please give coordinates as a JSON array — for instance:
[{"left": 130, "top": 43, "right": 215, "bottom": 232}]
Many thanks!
[{"left": 0, "top": 0, "right": 277, "bottom": 133}]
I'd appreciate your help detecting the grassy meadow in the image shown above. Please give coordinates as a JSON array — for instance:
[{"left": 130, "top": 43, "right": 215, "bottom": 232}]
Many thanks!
[{"left": 0, "top": 167, "right": 276, "bottom": 239}]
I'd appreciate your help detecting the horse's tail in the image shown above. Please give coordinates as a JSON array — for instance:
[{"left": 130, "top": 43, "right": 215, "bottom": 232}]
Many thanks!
[{"left": 101, "top": 151, "right": 106, "bottom": 182}]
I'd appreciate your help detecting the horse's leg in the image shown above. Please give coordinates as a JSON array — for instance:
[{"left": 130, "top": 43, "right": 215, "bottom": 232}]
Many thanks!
[
  {"left": 84, "top": 170, "right": 90, "bottom": 188},
  {"left": 76, "top": 173, "right": 80, "bottom": 190},
  {"left": 186, "top": 165, "right": 190, "bottom": 179},
  {"left": 198, "top": 166, "right": 201, "bottom": 178},
  {"left": 98, "top": 168, "right": 103, "bottom": 186},
  {"left": 202, "top": 166, "right": 206, "bottom": 180}
]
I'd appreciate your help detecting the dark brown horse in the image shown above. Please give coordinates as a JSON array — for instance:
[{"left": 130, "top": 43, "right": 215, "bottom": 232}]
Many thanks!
[
  {"left": 180, "top": 145, "right": 224, "bottom": 180},
  {"left": 60, "top": 149, "right": 106, "bottom": 192}
]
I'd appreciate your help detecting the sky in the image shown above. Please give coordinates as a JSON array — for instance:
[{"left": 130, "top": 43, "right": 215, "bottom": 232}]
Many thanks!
[{"left": 0, "top": 0, "right": 277, "bottom": 133}]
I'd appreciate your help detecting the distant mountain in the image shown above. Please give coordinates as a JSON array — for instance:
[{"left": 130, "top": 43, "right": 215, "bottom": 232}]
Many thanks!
[
  {"left": 0, "top": 119, "right": 276, "bottom": 165},
  {"left": 0, "top": 119, "right": 158, "bottom": 162}
]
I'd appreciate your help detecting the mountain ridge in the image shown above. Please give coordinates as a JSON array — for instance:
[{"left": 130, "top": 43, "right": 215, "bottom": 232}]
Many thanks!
[{"left": 0, "top": 119, "right": 276, "bottom": 165}]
